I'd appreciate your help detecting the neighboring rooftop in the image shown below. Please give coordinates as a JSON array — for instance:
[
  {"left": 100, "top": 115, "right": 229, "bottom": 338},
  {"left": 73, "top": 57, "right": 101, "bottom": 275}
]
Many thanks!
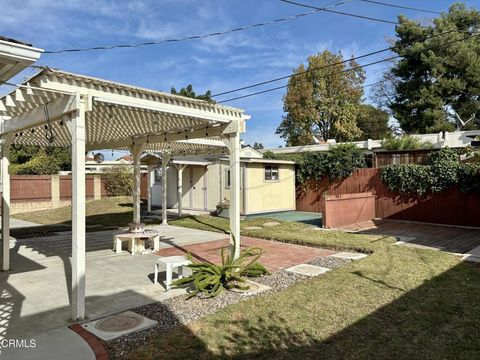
[
  {"left": 0, "top": 35, "right": 43, "bottom": 85},
  {"left": 262, "top": 130, "right": 480, "bottom": 155},
  {"left": 0, "top": 35, "right": 32, "bottom": 47}
]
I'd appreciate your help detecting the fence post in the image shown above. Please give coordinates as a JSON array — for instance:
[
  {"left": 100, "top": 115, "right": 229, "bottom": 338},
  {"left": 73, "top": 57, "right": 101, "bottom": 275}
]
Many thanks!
[
  {"left": 93, "top": 175, "right": 101, "bottom": 200},
  {"left": 51, "top": 175, "right": 60, "bottom": 207}
]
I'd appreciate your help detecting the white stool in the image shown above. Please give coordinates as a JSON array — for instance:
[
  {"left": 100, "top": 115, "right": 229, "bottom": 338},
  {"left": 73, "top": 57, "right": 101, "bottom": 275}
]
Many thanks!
[{"left": 154, "top": 256, "right": 191, "bottom": 290}]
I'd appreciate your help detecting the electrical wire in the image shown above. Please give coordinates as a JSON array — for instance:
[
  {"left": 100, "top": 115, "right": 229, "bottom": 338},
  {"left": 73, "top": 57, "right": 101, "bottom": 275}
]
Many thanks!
[
  {"left": 212, "top": 27, "right": 462, "bottom": 97},
  {"left": 217, "top": 32, "right": 480, "bottom": 103},
  {"left": 279, "top": 0, "right": 398, "bottom": 25},
  {"left": 357, "top": 0, "right": 442, "bottom": 15},
  {"left": 43, "top": 0, "right": 352, "bottom": 54}
]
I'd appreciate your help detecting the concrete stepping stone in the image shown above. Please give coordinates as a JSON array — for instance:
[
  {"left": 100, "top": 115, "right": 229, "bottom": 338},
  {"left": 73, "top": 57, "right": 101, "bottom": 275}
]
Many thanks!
[
  {"left": 331, "top": 252, "right": 368, "bottom": 260},
  {"left": 230, "top": 280, "right": 271, "bottom": 296},
  {"left": 285, "top": 264, "right": 330, "bottom": 276},
  {"left": 263, "top": 221, "right": 280, "bottom": 227},
  {"left": 82, "top": 311, "right": 157, "bottom": 341},
  {"left": 244, "top": 226, "right": 263, "bottom": 230}
]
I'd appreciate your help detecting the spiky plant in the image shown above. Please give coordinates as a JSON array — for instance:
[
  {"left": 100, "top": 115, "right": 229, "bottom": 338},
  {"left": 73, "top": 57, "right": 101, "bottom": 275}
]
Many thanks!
[{"left": 172, "top": 235, "right": 269, "bottom": 298}]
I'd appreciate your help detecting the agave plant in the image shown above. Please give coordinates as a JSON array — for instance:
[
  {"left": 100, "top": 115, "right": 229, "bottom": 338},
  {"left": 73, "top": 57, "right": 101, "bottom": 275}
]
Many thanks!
[{"left": 172, "top": 235, "right": 269, "bottom": 298}]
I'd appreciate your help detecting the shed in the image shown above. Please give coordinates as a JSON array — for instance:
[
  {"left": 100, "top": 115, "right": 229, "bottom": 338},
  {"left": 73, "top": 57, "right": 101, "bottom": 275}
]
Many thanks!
[{"left": 141, "top": 146, "right": 296, "bottom": 215}]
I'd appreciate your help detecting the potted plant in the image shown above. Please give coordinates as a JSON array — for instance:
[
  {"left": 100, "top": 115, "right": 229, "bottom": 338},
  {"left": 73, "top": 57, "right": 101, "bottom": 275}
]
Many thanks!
[{"left": 216, "top": 198, "right": 230, "bottom": 218}]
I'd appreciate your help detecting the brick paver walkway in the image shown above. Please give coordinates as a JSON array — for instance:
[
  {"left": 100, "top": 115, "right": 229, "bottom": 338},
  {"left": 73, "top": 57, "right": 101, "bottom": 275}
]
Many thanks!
[{"left": 156, "top": 236, "right": 336, "bottom": 272}]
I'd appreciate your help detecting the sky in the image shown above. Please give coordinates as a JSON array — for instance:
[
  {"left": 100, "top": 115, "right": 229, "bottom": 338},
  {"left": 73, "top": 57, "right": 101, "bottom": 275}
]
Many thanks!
[{"left": 1, "top": 0, "right": 479, "bottom": 154}]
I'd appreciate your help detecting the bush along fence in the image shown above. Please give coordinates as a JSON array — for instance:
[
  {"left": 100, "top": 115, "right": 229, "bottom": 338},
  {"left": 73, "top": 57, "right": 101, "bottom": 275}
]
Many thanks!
[{"left": 295, "top": 148, "right": 480, "bottom": 228}]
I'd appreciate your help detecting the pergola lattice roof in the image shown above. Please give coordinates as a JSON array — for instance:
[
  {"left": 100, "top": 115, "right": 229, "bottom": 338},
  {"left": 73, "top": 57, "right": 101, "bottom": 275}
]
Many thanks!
[{"left": 0, "top": 68, "right": 248, "bottom": 155}]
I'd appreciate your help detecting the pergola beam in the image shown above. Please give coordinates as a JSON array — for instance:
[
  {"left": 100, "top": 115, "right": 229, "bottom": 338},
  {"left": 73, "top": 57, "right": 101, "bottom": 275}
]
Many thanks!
[
  {"left": 93, "top": 96, "right": 237, "bottom": 123},
  {"left": 85, "top": 123, "right": 231, "bottom": 151},
  {"left": 3, "top": 94, "right": 77, "bottom": 133}
]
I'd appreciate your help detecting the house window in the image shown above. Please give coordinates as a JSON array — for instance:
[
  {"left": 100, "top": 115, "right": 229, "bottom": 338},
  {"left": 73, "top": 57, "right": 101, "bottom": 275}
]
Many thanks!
[
  {"left": 225, "top": 169, "right": 231, "bottom": 188},
  {"left": 264, "top": 165, "right": 279, "bottom": 181}
]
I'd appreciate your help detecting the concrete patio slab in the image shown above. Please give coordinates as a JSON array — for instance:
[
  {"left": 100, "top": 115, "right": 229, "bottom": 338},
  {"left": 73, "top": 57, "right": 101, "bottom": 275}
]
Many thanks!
[
  {"left": 340, "top": 220, "right": 480, "bottom": 254},
  {"left": 462, "top": 245, "right": 480, "bottom": 263},
  {"left": 0, "top": 226, "right": 226, "bottom": 340},
  {"left": 0, "top": 326, "right": 94, "bottom": 360},
  {"left": 285, "top": 264, "right": 331, "bottom": 276},
  {"left": 1, "top": 217, "right": 40, "bottom": 229}
]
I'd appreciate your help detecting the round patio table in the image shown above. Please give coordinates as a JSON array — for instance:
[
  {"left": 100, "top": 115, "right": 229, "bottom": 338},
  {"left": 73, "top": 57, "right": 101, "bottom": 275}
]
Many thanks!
[{"left": 113, "top": 229, "right": 160, "bottom": 255}]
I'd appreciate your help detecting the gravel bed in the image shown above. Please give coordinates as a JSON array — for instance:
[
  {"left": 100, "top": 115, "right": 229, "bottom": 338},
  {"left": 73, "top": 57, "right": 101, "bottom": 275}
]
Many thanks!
[
  {"left": 309, "top": 256, "right": 352, "bottom": 269},
  {"left": 107, "top": 257, "right": 347, "bottom": 359}
]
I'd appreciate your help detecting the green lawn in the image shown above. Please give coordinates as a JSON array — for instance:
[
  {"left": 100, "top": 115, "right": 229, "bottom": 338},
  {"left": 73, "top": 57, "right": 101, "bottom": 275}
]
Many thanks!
[
  {"left": 13, "top": 200, "right": 480, "bottom": 358},
  {"left": 132, "top": 216, "right": 480, "bottom": 359},
  {"left": 14, "top": 196, "right": 136, "bottom": 227}
]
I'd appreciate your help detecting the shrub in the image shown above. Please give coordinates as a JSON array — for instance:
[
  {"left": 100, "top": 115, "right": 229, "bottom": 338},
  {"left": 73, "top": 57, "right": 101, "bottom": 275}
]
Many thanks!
[
  {"left": 381, "top": 135, "right": 433, "bottom": 150},
  {"left": 381, "top": 148, "right": 480, "bottom": 195},
  {"left": 10, "top": 150, "right": 61, "bottom": 175},
  {"left": 296, "top": 144, "right": 366, "bottom": 185},
  {"left": 458, "top": 164, "right": 480, "bottom": 193},
  {"left": 424, "top": 147, "right": 458, "bottom": 165},
  {"left": 381, "top": 164, "right": 432, "bottom": 196},
  {"left": 104, "top": 166, "right": 133, "bottom": 196},
  {"left": 173, "top": 235, "right": 270, "bottom": 298}
]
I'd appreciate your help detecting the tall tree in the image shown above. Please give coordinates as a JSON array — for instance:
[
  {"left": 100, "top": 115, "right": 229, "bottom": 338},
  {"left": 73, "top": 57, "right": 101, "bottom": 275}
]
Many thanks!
[
  {"left": 355, "top": 104, "right": 391, "bottom": 140},
  {"left": 171, "top": 84, "right": 214, "bottom": 102},
  {"left": 387, "top": 3, "right": 480, "bottom": 133},
  {"left": 277, "top": 50, "right": 366, "bottom": 145}
]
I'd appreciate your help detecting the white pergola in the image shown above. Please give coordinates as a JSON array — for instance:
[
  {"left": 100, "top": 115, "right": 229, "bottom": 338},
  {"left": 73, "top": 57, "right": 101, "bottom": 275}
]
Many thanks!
[{"left": 0, "top": 68, "right": 249, "bottom": 320}]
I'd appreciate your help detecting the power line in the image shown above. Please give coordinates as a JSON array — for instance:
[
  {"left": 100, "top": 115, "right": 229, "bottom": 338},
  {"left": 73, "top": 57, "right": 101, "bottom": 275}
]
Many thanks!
[
  {"left": 43, "top": 0, "right": 353, "bottom": 54},
  {"left": 218, "top": 57, "right": 397, "bottom": 103},
  {"left": 217, "top": 33, "right": 480, "bottom": 103},
  {"left": 213, "top": 27, "right": 459, "bottom": 97},
  {"left": 358, "top": 0, "right": 442, "bottom": 15},
  {"left": 279, "top": 0, "right": 398, "bottom": 25}
]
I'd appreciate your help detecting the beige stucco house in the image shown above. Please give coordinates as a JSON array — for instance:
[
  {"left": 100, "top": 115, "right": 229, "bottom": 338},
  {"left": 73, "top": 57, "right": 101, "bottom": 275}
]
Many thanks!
[{"left": 142, "top": 146, "right": 296, "bottom": 215}]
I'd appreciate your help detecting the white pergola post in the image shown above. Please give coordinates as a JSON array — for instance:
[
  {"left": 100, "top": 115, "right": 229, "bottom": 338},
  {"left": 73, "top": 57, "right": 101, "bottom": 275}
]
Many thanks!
[
  {"left": 147, "top": 165, "right": 153, "bottom": 213},
  {"left": 131, "top": 143, "right": 145, "bottom": 224},
  {"left": 70, "top": 95, "right": 87, "bottom": 321},
  {"left": 1, "top": 135, "right": 12, "bottom": 271},
  {"left": 223, "top": 123, "right": 242, "bottom": 259},
  {"left": 161, "top": 154, "right": 171, "bottom": 225},
  {"left": 174, "top": 164, "right": 185, "bottom": 218}
]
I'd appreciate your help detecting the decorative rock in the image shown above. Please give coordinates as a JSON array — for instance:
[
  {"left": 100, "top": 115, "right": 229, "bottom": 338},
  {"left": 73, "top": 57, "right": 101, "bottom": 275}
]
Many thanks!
[
  {"left": 331, "top": 252, "right": 368, "bottom": 260},
  {"left": 262, "top": 221, "right": 280, "bottom": 227},
  {"left": 285, "top": 264, "right": 331, "bottom": 276}
]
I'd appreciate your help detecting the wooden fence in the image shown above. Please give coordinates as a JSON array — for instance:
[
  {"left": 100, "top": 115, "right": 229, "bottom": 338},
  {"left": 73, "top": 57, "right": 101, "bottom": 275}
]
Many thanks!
[
  {"left": 11, "top": 175, "right": 52, "bottom": 201},
  {"left": 7, "top": 175, "right": 103, "bottom": 214},
  {"left": 59, "top": 176, "right": 95, "bottom": 199},
  {"left": 297, "top": 168, "right": 480, "bottom": 228}
]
